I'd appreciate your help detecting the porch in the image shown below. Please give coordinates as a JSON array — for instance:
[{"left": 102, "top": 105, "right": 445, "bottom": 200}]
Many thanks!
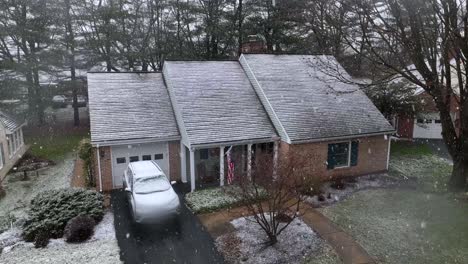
[{"left": 181, "top": 141, "right": 279, "bottom": 192}]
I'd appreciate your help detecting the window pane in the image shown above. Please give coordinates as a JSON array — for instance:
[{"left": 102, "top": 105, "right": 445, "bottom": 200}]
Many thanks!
[
  {"left": 417, "top": 119, "right": 424, "bottom": 123},
  {"left": 330, "top": 142, "right": 350, "bottom": 167},
  {"left": 130, "top": 156, "right": 139, "bottom": 162},
  {"left": 154, "top": 154, "right": 163, "bottom": 160},
  {"left": 142, "top": 155, "right": 151, "bottom": 161},
  {"left": 435, "top": 119, "right": 441, "bottom": 124},
  {"left": 116, "top": 157, "right": 126, "bottom": 164},
  {"left": 200, "top": 149, "right": 208, "bottom": 160}
]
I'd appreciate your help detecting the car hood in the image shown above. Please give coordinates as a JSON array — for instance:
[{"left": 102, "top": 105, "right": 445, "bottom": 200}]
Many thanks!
[{"left": 133, "top": 188, "right": 179, "bottom": 208}]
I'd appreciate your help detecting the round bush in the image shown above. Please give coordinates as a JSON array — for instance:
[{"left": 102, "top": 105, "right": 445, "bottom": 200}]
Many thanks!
[
  {"left": 64, "top": 215, "right": 96, "bottom": 243},
  {"left": 22, "top": 188, "right": 104, "bottom": 242}
]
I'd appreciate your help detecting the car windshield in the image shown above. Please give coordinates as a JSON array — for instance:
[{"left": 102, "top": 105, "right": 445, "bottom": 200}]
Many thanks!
[{"left": 133, "top": 175, "right": 171, "bottom": 194}]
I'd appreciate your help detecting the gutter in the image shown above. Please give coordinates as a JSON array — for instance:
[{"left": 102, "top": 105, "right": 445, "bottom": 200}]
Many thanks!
[
  {"left": 190, "top": 136, "right": 280, "bottom": 151},
  {"left": 91, "top": 135, "right": 181, "bottom": 147},
  {"left": 290, "top": 130, "right": 396, "bottom": 144},
  {"left": 96, "top": 144, "right": 102, "bottom": 192}
]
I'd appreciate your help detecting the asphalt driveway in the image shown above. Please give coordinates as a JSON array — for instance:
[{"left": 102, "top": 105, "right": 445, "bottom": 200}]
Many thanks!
[{"left": 111, "top": 184, "right": 224, "bottom": 264}]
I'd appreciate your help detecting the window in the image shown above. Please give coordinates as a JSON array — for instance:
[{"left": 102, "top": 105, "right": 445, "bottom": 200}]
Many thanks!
[
  {"left": 425, "top": 119, "right": 433, "bottom": 124},
  {"left": 435, "top": 119, "right": 441, "bottom": 124},
  {"left": 200, "top": 149, "right": 209, "bottom": 160},
  {"left": 259, "top": 142, "right": 274, "bottom": 154},
  {"left": 129, "top": 156, "right": 139, "bottom": 162},
  {"left": 328, "top": 142, "right": 350, "bottom": 168},
  {"left": 417, "top": 119, "right": 424, "bottom": 123},
  {"left": 327, "top": 141, "right": 359, "bottom": 170},
  {"left": 154, "top": 154, "right": 163, "bottom": 160},
  {"left": 7, "top": 137, "right": 13, "bottom": 157},
  {"left": 116, "top": 157, "right": 126, "bottom": 164},
  {"left": 142, "top": 155, "right": 152, "bottom": 161}
]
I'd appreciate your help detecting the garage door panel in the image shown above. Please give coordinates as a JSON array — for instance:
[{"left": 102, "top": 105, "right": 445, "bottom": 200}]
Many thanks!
[
  {"left": 413, "top": 122, "right": 443, "bottom": 139},
  {"left": 111, "top": 142, "right": 169, "bottom": 188}
]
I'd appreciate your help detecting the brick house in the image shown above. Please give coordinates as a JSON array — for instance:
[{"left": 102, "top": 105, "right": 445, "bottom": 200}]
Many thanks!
[
  {"left": 87, "top": 54, "right": 394, "bottom": 192},
  {"left": 0, "top": 110, "right": 27, "bottom": 181}
]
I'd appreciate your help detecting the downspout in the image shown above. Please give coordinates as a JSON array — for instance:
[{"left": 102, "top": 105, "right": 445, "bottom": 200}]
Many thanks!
[
  {"left": 386, "top": 135, "right": 391, "bottom": 171},
  {"left": 96, "top": 144, "right": 102, "bottom": 192}
]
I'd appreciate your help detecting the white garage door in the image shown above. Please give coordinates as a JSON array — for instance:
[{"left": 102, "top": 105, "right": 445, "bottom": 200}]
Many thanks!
[
  {"left": 111, "top": 142, "right": 169, "bottom": 188},
  {"left": 413, "top": 119, "right": 443, "bottom": 139}
]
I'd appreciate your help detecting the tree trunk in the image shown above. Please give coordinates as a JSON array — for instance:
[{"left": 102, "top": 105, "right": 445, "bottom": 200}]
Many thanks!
[{"left": 449, "top": 156, "right": 467, "bottom": 191}]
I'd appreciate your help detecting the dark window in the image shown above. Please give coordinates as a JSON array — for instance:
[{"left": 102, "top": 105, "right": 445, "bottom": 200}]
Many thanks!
[
  {"left": 129, "top": 156, "right": 139, "bottom": 162},
  {"left": 259, "top": 142, "right": 274, "bottom": 154},
  {"left": 142, "top": 155, "right": 151, "bottom": 161},
  {"left": 116, "top": 157, "right": 126, "bottom": 164},
  {"left": 417, "top": 119, "right": 424, "bottom": 123},
  {"left": 200, "top": 149, "right": 209, "bottom": 160},
  {"left": 327, "top": 142, "right": 350, "bottom": 169},
  {"left": 154, "top": 154, "right": 163, "bottom": 160},
  {"left": 435, "top": 119, "right": 441, "bottom": 124},
  {"left": 425, "top": 119, "right": 433, "bottom": 124}
]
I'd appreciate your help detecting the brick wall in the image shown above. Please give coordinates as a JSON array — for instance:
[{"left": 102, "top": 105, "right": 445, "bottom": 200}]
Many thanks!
[
  {"left": 280, "top": 135, "right": 390, "bottom": 181},
  {"left": 168, "top": 141, "right": 181, "bottom": 182},
  {"left": 92, "top": 146, "right": 113, "bottom": 192}
]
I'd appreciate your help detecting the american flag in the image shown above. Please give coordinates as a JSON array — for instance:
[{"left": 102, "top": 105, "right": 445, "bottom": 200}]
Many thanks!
[{"left": 226, "top": 146, "right": 235, "bottom": 184}]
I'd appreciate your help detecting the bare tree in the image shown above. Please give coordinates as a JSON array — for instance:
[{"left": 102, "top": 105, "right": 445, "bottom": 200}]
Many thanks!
[
  {"left": 229, "top": 151, "right": 316, "bottom": 245},
  {"left": 335, "top": 0, "right": 468, "bottom": 190}
]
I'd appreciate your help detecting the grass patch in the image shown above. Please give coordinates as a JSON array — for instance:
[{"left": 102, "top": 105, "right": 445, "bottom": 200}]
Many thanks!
[
  {"left": 305, "top": 243, "right": 342, "bottom": 264},
  {"left": 391, "top": 141, "right": 433, "bottom": 157},
  {"left": 320, "top": 189, "right": 468, "bottom": 264},
  {"left": 389, "top": 141, "right": 452, "bottom": 193},
  {"left": 186, "top": 186, "right": 245, "bottom": 214},
  {"left": 26, "top": 132, "right": 88, "bottom": 161},
  {"left": 186, "top": 186, "right": 267, "bottom": 214}
]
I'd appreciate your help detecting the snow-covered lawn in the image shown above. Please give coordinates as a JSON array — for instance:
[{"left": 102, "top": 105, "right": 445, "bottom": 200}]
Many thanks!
[
  {"left": 389, "top": 155, "right": 452, "bottom": 192},
  {"left": 320, "top": 189, "right": 468, "bottom": 264},
  {"left": 0, "top": 211, "right": 121, "bottom": 264},
  {"left": 0, "top": 154, "right": 74, "bottom": 230},
  {"left": 215, "top": 216, "right": 340, "bottom": 264},
  {"left": 186, "top": 186, "right": 257, "bottom": 213}
]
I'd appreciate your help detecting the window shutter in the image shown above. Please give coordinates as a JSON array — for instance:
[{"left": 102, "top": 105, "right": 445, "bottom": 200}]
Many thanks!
[
  {"left": 327, "top": 144, "right": 335, "bottom": 170},
  {"left": 350, "top": 141, "right": 359, "bottom": 166}
]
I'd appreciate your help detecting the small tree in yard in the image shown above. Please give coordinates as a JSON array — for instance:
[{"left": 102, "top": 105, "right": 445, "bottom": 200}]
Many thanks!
[{"left": 230, "top": 151, "right": 317, "bottom": 245}]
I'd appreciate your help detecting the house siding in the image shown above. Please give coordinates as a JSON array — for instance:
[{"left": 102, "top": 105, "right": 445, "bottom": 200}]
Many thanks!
[
  {"left": 0, "top": 128, "right": 27, "bottom": 181},
  {"left": 92, "top": 146, "right": 113, "bottom": 192},
  {"left": 279, "top": 135, "right": 390, "bottom": 181}
]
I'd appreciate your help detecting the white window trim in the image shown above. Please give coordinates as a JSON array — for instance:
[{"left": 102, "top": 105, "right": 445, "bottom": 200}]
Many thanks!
[
  {"left": 0, "top": 144, "right": 3, "bottom": 170},
  {"left": 331, "top": 141, "right": 352, "bottom": 169}
]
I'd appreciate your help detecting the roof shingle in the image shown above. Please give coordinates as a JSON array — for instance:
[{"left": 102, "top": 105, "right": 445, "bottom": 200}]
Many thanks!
[
  {"left": 87, "top": 73, "right": 180, "bottom": 144},
  {"left": 241, "top": 54, "right": 394, "bottom": 143},
  {"left": 163, "top": 61, "right": 278, "bottom": 146}
]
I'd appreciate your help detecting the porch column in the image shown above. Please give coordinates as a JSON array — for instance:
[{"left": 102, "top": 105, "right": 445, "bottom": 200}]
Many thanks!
[
  {"left": 273, "top": 141, "right": 279, "bottom": 179},
  {"left": 247, "top": 144, "right": 252, "bottom": 180},
  {"left": 220, "top": 147, "right": 225, "bottom": 186},
  {"left": 180, "top": 143, "right": 187, "bottom": 183},
  {"left": 190, "top": 149, "right": 196, "bottom": 192}
]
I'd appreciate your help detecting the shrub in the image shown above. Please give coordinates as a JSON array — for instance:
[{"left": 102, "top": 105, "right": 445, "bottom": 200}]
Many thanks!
[
  {"left": 23, "top": 188, "right": 104, "bottom": 242},
  {"left": 300, "top": 176, "right": 323, "bottom": 196},
  {"left": 78, "top": 139, "right": 95, "bottom": 187},
  {"left": 34, "top": 230, "right": 50, "bottom": 248},
  {"left": 64, "top": 215, "right": 96, "bottom": 243}
]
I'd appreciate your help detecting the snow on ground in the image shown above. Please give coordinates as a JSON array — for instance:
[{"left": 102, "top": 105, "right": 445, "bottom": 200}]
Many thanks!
[
  {"left": 305, "top": 174, "right": 401, "bottom": 208},
  {"left": 0, "top": 154, "right": 74, "bottom": 227},
  {"left": 216, "top": 216, "right": 323, "bottom": 264},
  {"left": 0, "top": 211, "right": 121, "bottom": 264}
]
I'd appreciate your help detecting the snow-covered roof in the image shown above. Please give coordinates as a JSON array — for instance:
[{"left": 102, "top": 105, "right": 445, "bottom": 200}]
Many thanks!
[{"left": 0, "top": 110, "right": 24, "bottom": 134}]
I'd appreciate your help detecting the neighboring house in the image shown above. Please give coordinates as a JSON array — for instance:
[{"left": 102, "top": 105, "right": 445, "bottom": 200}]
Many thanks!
[
  {"left": 0, "top": 110, "right": 27, "bottom": 181},
  {"left": 396, "top": 88, "right": 460, "bottom": 139},
  {"left": 87, "top": 54, "right": 394, "bottom": 192}
]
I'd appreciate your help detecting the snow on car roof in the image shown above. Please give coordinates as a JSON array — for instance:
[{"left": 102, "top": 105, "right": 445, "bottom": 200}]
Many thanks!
[{"left": 129, "top": 161, "right": 165, "bottom": 179}]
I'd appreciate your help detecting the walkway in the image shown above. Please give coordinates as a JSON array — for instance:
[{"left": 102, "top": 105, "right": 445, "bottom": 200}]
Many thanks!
[
  {"left": 300, "top": 203, "right": 375, "bottom": 264},
  {"left": 198, "top": 203, "right": 375, "bottom": 264}
]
